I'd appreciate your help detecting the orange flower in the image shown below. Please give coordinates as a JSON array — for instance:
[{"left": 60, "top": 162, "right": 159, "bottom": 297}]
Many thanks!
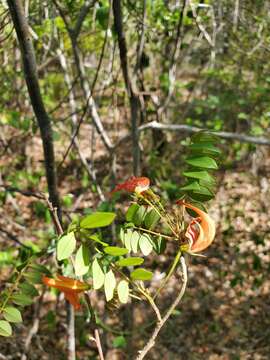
[
  {"left": 111, "top": 176, "right": 150, "bottom": 194},
  {"left": 177, "top": 200, "right": 216, "bottom": 253},
  {"left": 42, "top": 275, "right": 89, "bottom": 310}
]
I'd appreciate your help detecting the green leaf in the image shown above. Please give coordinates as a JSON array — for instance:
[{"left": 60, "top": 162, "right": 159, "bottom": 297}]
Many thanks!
[
  {"left": 191, "top": 131, "right": 219, "bottom": 143},
  {"left": 0, "top": 320, "right": 12, "bottom": 337},
  {"left": 188, "top": 192, "right": 213, "bottom": 202},
  {"left": 57, "top": 232, "right": 76, "bottom": 261},
  {"left": 133, "top": 206, "right": 147, "bottom": 226},
  {"left": 130, "top": 231, "right": 140, "bottom": 253},
  {"left": 123, "top": 229, "right": 133, "bottom": 252},
  {"left": 112, "top": 335, "right": 127, "bottom": 348},
  {"left": 104, "top": 270, "right": 116, "bottom": 301},
  {"left": 180, "top": 181, "right": 201, "bottom": 191},
  {"left": 29, "top": 263, "right": 51, "bottom": 275},
  {"left": 12, "top": 293, "right": 33, "bottom": 306},
  {"left": 126, "top": 203, "right": 140, "bottom": 222},
  {"left": 80, "top": 212, "right": 116, "bottom": 229},
  {"left": 23, "top": 271, "right": 42, "bottom": 284},
  {"left": 92, "top": 259, "right": 104, "bottom": 290},
  {"left": 74, "top": 244, "right": 90, "bottom": 276},
  {"left": 131, "top": 268, "right": 153, "bottom": 281},
  {"left": 119, "top": 228, "right": 125, "bottom": 245},
  {"left": 144, "top": 209, "right": 160, "bottom": 230},
  {"left": 96, "top": 6, "right": 109, "bottom": 30},
  {"left": 19, "top": 282, "right": 39, "bottom": 297},
  {"left": 3, "top": 307, "right": 22, "bottom": 323},
  {"left": 152, "top": 236, "right": 166, "bottom": 254},
  {"left": 89, "top": 234, "right": 108, "bottom": 247},
  {"left": 116, "top": 257, "right": 144, "bottom": 267},
  {"left": 188, "top": 142, "right": 221, "bottom": 156},
  {"left": 186, "top": 156, "right": 218, "bottom": 169},
  {"left": 139, "top": 234, "right": 153, "bottom": 256},
  {"left": 117, "top": 280, "right": 129, "bottom": 304},
  {"left": 104, "top": 246, "right": 129, "bottom": 256},
  {"left": 183, "top": 171, "right": 215, "bottom": 184}
]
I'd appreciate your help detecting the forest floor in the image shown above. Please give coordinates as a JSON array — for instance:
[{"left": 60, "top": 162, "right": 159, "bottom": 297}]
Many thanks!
[{"left": 1, "top": 134, "right": 270, "bottom": 360}]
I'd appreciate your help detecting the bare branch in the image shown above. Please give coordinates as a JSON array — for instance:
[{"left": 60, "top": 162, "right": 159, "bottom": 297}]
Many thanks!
[
  {"left": 115, "top": 121, "right": 270, "bottom": 147},
  {"left": 136, "top": 256, "right": 188, "bottom": 360},
  {"left": 158, "top": 0, "right": 187, "bottom": 115},
  {"left": 58, "top": 2, "right": 113, "bottom": 168},
  {"left": 94, "top": 329, "right": 105, "bottom": 360},
  {"left": 73, "top": 0, "right": 96, "bottom": 39},
  {"left": 0, "top": 227, "right": 32, "bottom": 250},
  {"left": 113, "top": 0, "right": 141, "bottom": 175}
]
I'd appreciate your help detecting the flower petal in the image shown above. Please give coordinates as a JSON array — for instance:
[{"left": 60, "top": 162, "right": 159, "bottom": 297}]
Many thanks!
[
  {"left": 177, "top": 200, "right": 216, "bottom": 252},
  {"left": 63, "top": 291, "right": 81, "bottom": 310},
  {"left": 42, "top": 275, "right": 89, "bottom": 293}
]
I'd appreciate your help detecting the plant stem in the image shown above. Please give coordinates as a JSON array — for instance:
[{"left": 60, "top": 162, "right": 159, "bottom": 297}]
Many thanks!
[
  {"left": 133, "top": 226, "right": 174, "bottom": 240},
  {"left": 136, "top": 256, "right": 188, "bottom": 360},
  {"left": 140, "top": 196, "right": 178, "bottom": 236},
  {"left": 153, "top": 249, "right": 182, "bottom": 300}
]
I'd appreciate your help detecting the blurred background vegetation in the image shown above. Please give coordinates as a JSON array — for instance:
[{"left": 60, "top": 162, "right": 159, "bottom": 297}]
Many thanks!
[{"left": 0, "top": 0, "right": 270, "bottom": 359}]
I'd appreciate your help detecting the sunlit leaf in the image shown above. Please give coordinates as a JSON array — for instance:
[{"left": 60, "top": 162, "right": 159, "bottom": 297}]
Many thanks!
[
  {"left": 0, "top": 320, "right": 12, "bottom": 337},
  {"left": 130, "top": 268, "right": 153, "bottom": 281},
  {"left": 104, "top": 270, "right": 116, "bottom": 301},
  {"left": 130, "top": 231, "right": 140, "bottom": 252},
  {"left": 186, "top": 156, "right": 218, "bottom": 169},
  {"left": 123, "top": 229, "right": 133, "bottom": 252},
  {"left": 104, "top": 246, "right": 129, "bottom": 256},
  {"left": 117, "top": 280, "right": 129, "bottom": 304},
  {"left": 139, "top": 234, "right": 153, "bottom": 256},
  {"left": 92, "top": 259, "right": 104, "bottom": 289},
  {"left": 57, "top": 232, "right": 76, "bottom": 261},
  {"left": 3, "top": 307, "right": 22, "bottom": 323},
  {"left": 116, "top": 257, "right": 144, "bottom": 267},
  {"left": 75, "top": 244, "right": 90, "bottom": 276},
  {"left": 80, "top": 212, "right": 116, "bottom": 229}
]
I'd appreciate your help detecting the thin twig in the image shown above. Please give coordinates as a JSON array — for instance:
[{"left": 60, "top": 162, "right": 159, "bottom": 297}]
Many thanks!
[
  {"left": 136, "top": 256, "right": 188, "bottom": 360},
  {"left": 58, "top": 1, "right": 113, "bottom": 169},
  {"left": 94, "top": 329, "right": 105, "bottom": 360},
  {"left": 158, "top": 0, "right": 187, "bottom": 116},
  {"left": 0, "top": 184, "right": 44, "bottom": 199},
  {"left": 0, "top": 227, "right": 32, "bottom": 250}
]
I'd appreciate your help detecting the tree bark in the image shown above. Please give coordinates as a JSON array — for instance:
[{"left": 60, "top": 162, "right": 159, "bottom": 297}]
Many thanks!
[
  {"left": 7, "top": 0, "right": 60, "bottom": 214},
  {"left": 113, "top": 0, "right": 141, "bottom": 176}
]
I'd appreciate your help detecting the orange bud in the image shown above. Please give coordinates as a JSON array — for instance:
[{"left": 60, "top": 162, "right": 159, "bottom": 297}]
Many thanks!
[{"left": 111, "top": 176, "right": 150, "bottom": 194}]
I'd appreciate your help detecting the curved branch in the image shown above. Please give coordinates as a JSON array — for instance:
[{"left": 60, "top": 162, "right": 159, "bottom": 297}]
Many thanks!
[
  {"left": 136, "top": 256, "right": 188, "bottom": 360},
  {"left": 115, "top": 121, "right": 270, "bottom": 147}
]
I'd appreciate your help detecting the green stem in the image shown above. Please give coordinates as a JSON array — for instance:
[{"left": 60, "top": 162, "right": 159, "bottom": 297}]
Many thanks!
[
  {"left": 139, "top": 195, "right": 178, "bottom": 237},
  {"left": 133, "top": 226, "right": 174, "bottom": 240},
  {"left": 0, "top": 260, "right": 31, "bottom": 313},
  {"left": 153, "top": 249, "right": 182, "bottom": 300}
]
